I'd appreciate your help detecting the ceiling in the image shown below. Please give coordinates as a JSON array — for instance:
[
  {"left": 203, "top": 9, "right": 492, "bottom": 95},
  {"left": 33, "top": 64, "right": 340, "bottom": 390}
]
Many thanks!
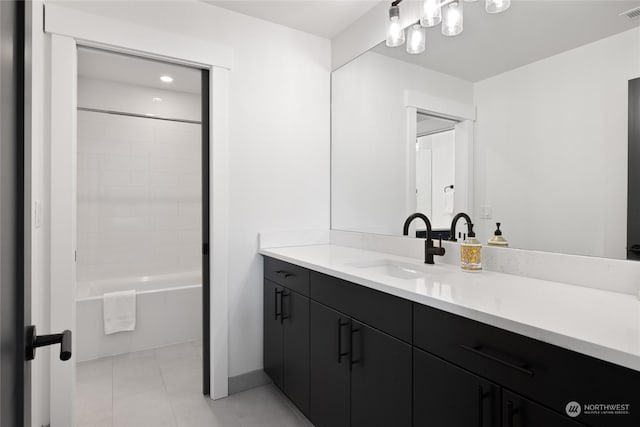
[
  {"left": 372, "top": 0, "right": 640, "bottom": 82},
  {"left": 204, "top": 0, "right": 381, "bottom": 38},
  {"left": 77, "top": 48, "right": 201, "bottom": 94}
]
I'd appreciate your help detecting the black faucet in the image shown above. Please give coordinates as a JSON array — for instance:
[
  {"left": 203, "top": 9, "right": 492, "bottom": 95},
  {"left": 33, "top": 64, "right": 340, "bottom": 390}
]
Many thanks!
[
  {"left": 402, "top": 213, "right": 446, "bottom": 265},
  {"left": 448, "top": 212, "right": 473, "bottom": 242}
]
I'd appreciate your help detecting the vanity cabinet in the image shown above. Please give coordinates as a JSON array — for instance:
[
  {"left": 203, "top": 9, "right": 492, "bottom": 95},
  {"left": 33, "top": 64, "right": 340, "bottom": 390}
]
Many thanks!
[
  {"left": 262, "top": 258, "right": 310, "bottom": 416},
  {"left": 503, "top": 390, "right": 586, "bottom": 427},
  {"left": 414, "top": 348, "right": 501, "bottom": 427},
  {"left": 308, "top": 289, "right": 412, "bottom": 427},
  {"left": 309, "top": 301, "right": 350, "bottom": 427},
  {"left": 262, "top": 256, "right": 639, "bottom": 427}
]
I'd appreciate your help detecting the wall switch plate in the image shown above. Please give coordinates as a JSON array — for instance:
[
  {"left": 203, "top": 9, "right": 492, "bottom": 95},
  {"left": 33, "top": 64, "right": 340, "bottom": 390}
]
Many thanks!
[{"left": 480, "top": 205, "right": 493, "bottom": 219}]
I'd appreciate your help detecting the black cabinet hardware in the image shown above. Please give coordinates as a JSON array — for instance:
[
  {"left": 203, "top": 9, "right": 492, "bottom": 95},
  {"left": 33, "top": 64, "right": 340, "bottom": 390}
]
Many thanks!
[
  {"left": 461, "top": 344, "right": 534, "bottom": 377},
  {"left": 349, "top": 326, "right": 360, "bottom": 370},
  {"left": 274, "top": 288, "right": 283, "bottom": 320},
  {"left": 281, "top": 290, "right": 291, "bottom": 323},
  {"left": 26, "top": 325, "right": 72, "bottom": 361},
  {"left": 506, "top": 400, "right": 516, "bottom": 427},
  {"left": 338, "top": 319, "right": 349, "bottom": 363},
  {"left": 478, "top": 385, "right": 489, "bottom": 427},
  {"left": 276, "top": 269, "right": 295, "bottom": 278}
]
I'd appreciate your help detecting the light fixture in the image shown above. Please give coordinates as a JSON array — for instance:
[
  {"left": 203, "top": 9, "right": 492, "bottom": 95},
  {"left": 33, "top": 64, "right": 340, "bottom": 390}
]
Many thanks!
[
  {"left": 486, "top": 0, "right": 510, "bottom": 14},
  {"left": 386, "top": 0, "right": 512, "bottom": 55},
  {"left": 407, "top": 24, "right": 426, "bottom": 54},
  {"left": 160, "top": 75, "right": 173, "bottom": 83},
  {"left": 420, "top": 0, "right": 441, "bottom": 27},
  {"left": 442, "top": 1, "right": 463, "bottom": 37},
  {"left": 386, "top": 4, "right": 405, "bottom": 47},
  {"left": 152, "top": 97, "right": 163, "bottom": 102}
]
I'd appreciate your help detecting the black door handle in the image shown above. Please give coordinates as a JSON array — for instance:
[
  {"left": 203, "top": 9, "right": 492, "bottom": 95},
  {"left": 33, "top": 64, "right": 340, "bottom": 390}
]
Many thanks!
[
  {"left": 506, "top": 400, "right": 519, "bottom": 427},
  {"left": 349, "top": 326, "right": 360, "bottom": 371},
  {"left": 26, "top": 325, "right": 72, "bottom": 361},
  {"left": 630, "top": 244, "right": 640, "bottom": 254},
  {"left": 280, "top": 291, "right": 291, "bottom": 324},
  {"left": 478, "top": 385, "right": 489, "bottom": 427},
  {"left": 274, "top": 288, "right": 282, "bottom": 320},
  {"left": 275, "top": 270, "right": 294, "bottom": 279},
  {"left": 461, "top": 345, "right": 534, "bottom": 376},
  {"left": 337, "top": 319, "right": 349, "bottom": 363}
]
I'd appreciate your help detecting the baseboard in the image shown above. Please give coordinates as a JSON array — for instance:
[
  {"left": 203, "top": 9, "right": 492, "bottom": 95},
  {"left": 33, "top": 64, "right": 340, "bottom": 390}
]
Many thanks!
[{"left": 228, "top": 369, "right": 272, "bottom": 395}]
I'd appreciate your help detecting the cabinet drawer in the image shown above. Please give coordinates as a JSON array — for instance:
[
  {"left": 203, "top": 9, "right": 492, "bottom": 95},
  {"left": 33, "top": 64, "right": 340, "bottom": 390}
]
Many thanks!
[
  {"left": 310, "top": 272, "right": 411, "bottom": 343},
  {"left": 413, "top": 303, "right": 640, "bottom": 427},
  {"left": 264, "top": 257, "right": 310, "bottom": 296}
]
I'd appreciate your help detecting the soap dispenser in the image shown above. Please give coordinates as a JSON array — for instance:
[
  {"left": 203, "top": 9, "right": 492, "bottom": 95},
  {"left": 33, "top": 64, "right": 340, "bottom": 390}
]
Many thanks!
[
  {"left": 460, "top": 223, "right": 482, "bottom": 272},
  {"left": 487, "top": 223, "right": 509, "bottom": 248}
]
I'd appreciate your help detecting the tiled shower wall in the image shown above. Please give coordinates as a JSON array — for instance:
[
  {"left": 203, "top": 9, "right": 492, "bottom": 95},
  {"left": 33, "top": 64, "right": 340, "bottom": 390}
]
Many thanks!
[{"left": 76, "top": 87, "right": 201, "bottom": 283}]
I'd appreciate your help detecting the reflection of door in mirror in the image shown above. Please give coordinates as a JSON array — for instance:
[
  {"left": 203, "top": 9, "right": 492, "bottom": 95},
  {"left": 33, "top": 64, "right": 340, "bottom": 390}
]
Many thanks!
[
  {"left": 415, "top": 113, "right": 456, "bottom": 235},
  {"left": 628, "top": 78, "right": 640, "bottom": 261}
]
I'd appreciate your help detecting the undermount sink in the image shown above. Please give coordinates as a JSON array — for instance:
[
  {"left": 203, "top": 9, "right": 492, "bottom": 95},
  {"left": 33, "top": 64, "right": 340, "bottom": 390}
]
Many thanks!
[{"left": 346, "top": 259, "right": 429, "bottom": 280}]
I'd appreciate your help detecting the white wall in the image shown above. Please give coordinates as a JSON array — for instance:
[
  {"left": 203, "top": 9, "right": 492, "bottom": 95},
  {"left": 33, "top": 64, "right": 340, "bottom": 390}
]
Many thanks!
[
  {"left": 332, "top": 50, "right": 472, "bottom": 235},
  {"left": 41, "top": 0, "right": 330, "bottom": 383},
  {"left": 76, "top": 111, "right": 201, "bottom": 282},
  {"left": 76, "top": 78, "right": 201, "bottom": 283},
  {"left": 474, "top": 28, "right": 640, "bottom": 258}
]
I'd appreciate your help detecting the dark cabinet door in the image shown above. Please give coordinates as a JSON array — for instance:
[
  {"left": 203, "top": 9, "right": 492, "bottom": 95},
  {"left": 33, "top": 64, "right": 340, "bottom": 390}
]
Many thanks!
[
  {"left": 282, "top": 290, "right": 310, "bottom": 416},
  {"left": 414, "top": 348, "right": 500, "bottom": 427},
  {"left": 309, "top": 301, "right": 350, "bottom": 427},
  {"left": 263, "top": 280, "right": 283, "bottom": 389},
  {"left": 503, "top": 390, "right": 586, "bottom": 427},
  {"left": 350, "top": 320, "right": 412, "bottom": 427}
]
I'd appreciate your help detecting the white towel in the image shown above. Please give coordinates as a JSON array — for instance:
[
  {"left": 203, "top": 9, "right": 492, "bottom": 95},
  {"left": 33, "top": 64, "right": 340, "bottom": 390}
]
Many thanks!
[
  {"left": 444, "top": 189, "right": 455, "bottom": 214},
  {"left": 103, "top": 290, "right": 137, "bottom": 335}
]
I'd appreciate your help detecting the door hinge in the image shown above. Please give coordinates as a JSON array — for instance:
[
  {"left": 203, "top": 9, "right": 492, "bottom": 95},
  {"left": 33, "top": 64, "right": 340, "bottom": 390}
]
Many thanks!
[{"left": 203, "top": 243, "right": 209, "bottom": 255}]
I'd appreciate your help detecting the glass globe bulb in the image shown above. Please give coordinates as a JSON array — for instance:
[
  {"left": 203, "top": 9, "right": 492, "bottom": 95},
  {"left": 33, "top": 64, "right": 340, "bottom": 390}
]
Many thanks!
[
  {"left": 406, "top": 24, "right": 426, "bottom": 54},
  {"left": 420, "top": 0, "right": 442, "bottom": 28},
  {"left": 386, "top": 6, "right": 406, "bottom": 47},
  {"left": 442, "top": 1, "right": 463, "bottom": 37},
  {"left": 486, "top": 0, "right": 511, "bottom": 14}
]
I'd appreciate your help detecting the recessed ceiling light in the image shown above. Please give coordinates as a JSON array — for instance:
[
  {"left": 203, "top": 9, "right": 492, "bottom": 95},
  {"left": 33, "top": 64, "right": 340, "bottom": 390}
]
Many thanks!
[
  {"left": 152, "top": 97, "right": 163, "bottom": 102},
  {"left": 160, "top": 75, "right": 173, "bottom": 83}
]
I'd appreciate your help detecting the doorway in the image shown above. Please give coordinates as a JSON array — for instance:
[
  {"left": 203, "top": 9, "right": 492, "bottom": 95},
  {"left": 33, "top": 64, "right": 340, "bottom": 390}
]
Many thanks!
[
  {"left": 74, "top": 48, "right": 210, "bottom": 426},
  {"left": 415, "top": 113, "right": 457, "bottom": 239}
]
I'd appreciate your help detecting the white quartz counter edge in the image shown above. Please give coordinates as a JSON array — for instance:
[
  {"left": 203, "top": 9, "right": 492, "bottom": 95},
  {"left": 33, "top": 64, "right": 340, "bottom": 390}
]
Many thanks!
[{"left": 259, "top": 245, "right": 640, "bottom": 373}]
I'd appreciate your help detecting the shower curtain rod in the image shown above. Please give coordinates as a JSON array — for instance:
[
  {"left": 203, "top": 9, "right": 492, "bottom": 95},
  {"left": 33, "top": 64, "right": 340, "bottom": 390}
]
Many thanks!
[{"left": 77, "top": 107, "right": 202, "bottom": 125}]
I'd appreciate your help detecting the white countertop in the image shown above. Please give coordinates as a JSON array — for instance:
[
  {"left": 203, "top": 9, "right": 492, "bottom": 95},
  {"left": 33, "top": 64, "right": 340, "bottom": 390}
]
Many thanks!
[{"left": 259, "top": 244, "right": 640, "bottom": 372}]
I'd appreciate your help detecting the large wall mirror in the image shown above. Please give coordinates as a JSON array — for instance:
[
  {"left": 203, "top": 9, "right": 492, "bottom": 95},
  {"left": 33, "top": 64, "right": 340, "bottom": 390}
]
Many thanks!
[{"left": 331, "top": 0, "right": 640, "bottom": 260}]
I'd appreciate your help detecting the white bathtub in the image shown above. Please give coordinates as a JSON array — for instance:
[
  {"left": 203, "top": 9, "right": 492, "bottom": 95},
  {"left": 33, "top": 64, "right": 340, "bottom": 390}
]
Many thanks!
[{"left": 76, "top": 271, "right": 202, "bottom": 362}]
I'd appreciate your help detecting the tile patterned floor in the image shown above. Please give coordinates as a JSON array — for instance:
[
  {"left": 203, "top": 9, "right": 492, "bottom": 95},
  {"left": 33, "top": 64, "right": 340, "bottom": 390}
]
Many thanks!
[{"left": 76, "top": 341, "right": 312, "bottom": 427}]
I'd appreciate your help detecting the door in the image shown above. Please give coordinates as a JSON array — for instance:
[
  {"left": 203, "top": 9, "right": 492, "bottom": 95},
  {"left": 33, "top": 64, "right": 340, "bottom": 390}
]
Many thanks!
[
  {"left": 264, "top": 280, "right": 284, "bottom": 389},
  {"left": 0, "top": 0, "right": 28, "bottom": 425},
  {"left": 503, "top": 390, "right": 586, "bottom": 427},
  {"left": 350, "top": 320, "right": 412, "bottom": 427},
  {"left": 309, "top": 301, "right": 350, "bottom": 427},
  {"left": 628, "top": 78, "right": 640, "bottom": 260},
  {"left": 414, "top": 348, "right": 500, "bottom": 427},
  {"left": 282, "top": 289, "right": 310, "bottom": 416}
]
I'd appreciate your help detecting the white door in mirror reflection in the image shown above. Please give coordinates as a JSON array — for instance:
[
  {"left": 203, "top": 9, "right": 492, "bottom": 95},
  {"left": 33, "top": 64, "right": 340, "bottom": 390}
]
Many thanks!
[{"left": 416, "top": 127, "right": 455, "bottom": 231}]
